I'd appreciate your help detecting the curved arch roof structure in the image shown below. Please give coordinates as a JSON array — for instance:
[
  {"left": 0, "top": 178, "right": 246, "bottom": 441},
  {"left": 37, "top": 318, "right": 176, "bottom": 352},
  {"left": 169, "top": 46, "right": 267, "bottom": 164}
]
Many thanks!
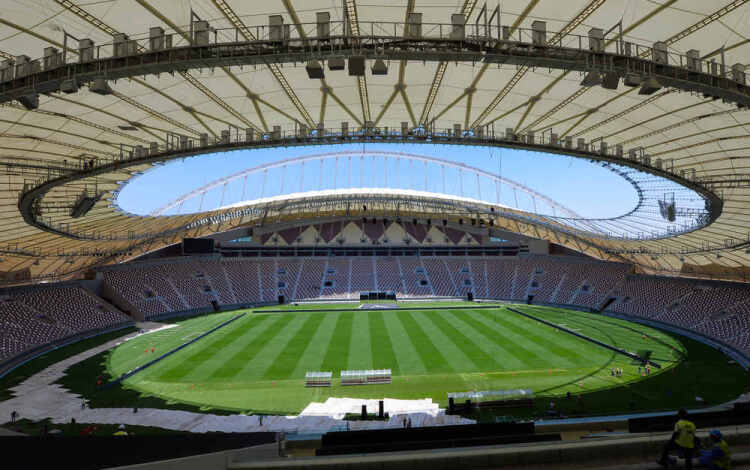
[{"left": 1, "top": 0, "right": 750, "bottom": 282}]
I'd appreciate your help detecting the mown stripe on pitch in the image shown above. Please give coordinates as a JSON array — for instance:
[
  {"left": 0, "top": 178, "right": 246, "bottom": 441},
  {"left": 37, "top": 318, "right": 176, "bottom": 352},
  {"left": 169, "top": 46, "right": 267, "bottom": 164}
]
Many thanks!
[
  {"left": 263, "top": 312, "right": 327, "bottom": 379},
  {"left": 209, "top": 314, "right": 295, "bottom": 379},
  {"left": 491, "top": 310, "right": 593, "bottom": 365},
  {"left": 396, "top": 310, "right": 452, "bottom": 373},
  {"left": 410, "top": 310, "right": 488, "bottom": 372},
  {"left": 348, "top": 311, "right": 373, "bottom": 370},
  {"left": 289, "top": 312, "right": 341, "bottom": 378},
  {"left": 485, "top": 310, "right": 599, "bottom": 365},
  {"left": 535, "top": 308, "right": 679, "bottom": 361},
  {"left": 507, "top": 308, "right": 611, "bottom": 362},
  {"left": 382, "top": 311, "right": 425, "bottom": 374},
  {"left": 319, "top": 312, "right": 355, "bottom": 373},
  {"left": 446, "top": 310, "right": 528, "bottom": 369},
  {"left": 472, "top": 310, "right": 553, "bottom": 366},
  {"left": 369, "top": 311, "right": 400, "bottom": 375},
  {"left": 427, "top": 310, "right": 501, "bottom": 371},
  {"left": 234, "top": 311, "right": 314, "bottom": 379},
  {"left": 116, "top": 314, "right": 230, "bottom": 376},
  {"left": 157, "top": 315, "right": 266, "bottom": 381}
]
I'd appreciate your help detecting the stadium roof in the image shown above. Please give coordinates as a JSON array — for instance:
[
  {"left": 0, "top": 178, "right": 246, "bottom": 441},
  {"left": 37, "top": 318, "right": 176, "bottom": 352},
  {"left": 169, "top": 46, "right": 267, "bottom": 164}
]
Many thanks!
[{"left": 1, "top": 0, "right": 750, "bottom": 282}]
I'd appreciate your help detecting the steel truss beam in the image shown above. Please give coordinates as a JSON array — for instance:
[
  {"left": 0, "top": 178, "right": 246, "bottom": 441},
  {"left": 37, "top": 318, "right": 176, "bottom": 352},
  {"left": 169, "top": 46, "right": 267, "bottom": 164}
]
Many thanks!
[{"left": 4, "top": 26, "right": 750, "bottom": 110}]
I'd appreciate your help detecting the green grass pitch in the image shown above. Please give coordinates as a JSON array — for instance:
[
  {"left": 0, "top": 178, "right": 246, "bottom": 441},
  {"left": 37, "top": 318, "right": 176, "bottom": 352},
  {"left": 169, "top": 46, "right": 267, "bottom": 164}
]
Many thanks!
[{"left": 105, "top": 303, "right": 745, "bottom": 415}]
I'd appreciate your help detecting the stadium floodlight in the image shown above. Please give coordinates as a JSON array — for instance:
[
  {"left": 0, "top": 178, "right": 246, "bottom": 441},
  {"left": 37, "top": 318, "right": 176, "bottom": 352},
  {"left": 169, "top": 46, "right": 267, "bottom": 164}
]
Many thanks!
[
  {"left": 306, "top": 60, "right": 324, "bottom": 79},
  {"left": 581, "top": 71, "right": 602, "bottom": 87},
  {"left": 639, "top": 77, "right": 662, "bottom": 95}
]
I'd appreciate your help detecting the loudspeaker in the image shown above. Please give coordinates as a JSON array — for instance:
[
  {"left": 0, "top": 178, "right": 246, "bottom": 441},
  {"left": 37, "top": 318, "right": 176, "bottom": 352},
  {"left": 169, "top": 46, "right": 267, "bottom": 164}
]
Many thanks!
[
  {"left": 306, "top": 60, "right": 324, "bottom": 79},
  {"left": 601, "top": 72, "right": 620, "bottom": 90},
  {"left": 467, "top": 292, "right": 474, "bottom": 302},
  {"left": 328, "top": 57, "right": 345, "bottom": 70},
  {"left": 278, "top": 295, "right": 285, "bottom": 304},
  {"left": 348, "top": 56, "right": 365, "bottom": 76},
  {"left": 371, "top": 58, "right": 387, "bottom": 75}
]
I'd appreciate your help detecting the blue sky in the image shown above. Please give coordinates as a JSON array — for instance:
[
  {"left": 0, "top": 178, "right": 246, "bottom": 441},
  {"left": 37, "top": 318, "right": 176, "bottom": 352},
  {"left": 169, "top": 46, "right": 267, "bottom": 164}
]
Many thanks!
[{"left": 117, "top": 143, "right": 637, "bottom": 218}]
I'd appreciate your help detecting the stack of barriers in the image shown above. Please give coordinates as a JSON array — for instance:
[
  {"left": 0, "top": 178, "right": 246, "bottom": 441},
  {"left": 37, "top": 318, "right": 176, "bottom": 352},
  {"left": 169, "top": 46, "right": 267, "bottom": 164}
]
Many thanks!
[
  {"left": 340, "top": 369, "right": 392, "bottom": 385},
  {"left": 367, "top": 369, "right": 392, "bottom": 384},
  {"left": 305, "top": 371, "right": 332, "bottom": 387}
]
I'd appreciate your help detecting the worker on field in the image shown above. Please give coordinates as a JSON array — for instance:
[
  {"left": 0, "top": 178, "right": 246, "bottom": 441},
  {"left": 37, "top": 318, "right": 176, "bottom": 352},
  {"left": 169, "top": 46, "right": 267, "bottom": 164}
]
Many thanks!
[
  {"left": 657, "top": 408, "right": 696, "bottom": 469},
  {"left": 699, "top": 430, "right": 731, "bottom": 470}
]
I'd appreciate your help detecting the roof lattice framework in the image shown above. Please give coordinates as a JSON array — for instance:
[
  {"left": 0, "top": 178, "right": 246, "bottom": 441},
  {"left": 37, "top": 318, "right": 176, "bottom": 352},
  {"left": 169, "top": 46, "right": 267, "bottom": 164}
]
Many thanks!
[{"left": 1, "top": 0, "right": 750, "bottom": 282}]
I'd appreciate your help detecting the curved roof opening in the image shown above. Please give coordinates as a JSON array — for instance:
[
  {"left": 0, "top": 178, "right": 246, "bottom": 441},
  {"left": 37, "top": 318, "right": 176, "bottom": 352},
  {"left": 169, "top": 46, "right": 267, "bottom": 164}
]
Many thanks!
[{"left": 117, "top": 143, "right": 638, "bottom": 219}]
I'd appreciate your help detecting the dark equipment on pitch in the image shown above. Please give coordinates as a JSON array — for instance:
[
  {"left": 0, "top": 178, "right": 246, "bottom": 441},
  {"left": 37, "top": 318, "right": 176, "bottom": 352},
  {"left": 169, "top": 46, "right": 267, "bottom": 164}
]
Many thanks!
[{"left": 360, "top": 291, "right": 396, "bottom": 301}]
